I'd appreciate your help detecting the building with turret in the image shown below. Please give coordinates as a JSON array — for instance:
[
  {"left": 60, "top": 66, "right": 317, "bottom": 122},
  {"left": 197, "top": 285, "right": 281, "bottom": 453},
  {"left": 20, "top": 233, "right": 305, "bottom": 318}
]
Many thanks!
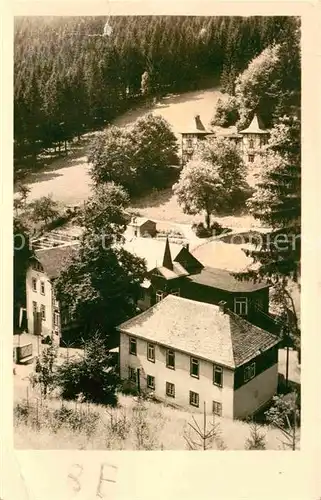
[
  {"left": 180, "top": 114, "right": 214, "bottom": 165},
  {"left": 179, "top": 114, "right": 270, "bottom": 165}
]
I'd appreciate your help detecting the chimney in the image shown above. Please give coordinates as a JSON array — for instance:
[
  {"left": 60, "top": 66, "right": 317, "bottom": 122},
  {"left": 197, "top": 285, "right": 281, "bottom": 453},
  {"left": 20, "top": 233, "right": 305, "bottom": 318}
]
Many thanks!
[
  {"left": 183, "top": 242, "right": 190, "bottom": 252},
  {"left": 218, "top": 301, "right": 227, "bottom": 314},
  {"left": 194, "top": 114, "right": 206, "bottom": 131}
]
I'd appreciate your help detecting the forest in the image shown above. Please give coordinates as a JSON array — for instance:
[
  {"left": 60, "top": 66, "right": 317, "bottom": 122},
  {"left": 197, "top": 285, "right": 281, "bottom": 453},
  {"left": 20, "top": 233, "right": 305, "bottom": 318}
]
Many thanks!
[{"left": 14, "top": 15, "right": 297, "bottom": 178}]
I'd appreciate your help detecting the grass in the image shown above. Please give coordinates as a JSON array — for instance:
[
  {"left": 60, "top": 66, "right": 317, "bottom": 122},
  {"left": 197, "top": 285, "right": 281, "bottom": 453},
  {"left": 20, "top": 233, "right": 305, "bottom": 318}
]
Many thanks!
[{"left": 14, "top": 388, "right": 299, "bottom": 451}]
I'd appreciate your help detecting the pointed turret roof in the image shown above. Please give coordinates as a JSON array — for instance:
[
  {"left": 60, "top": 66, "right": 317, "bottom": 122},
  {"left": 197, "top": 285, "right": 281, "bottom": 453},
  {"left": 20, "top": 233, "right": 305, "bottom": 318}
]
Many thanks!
[
  {"left": 162, "top": 237, "right": 173, "bottom": 270},
  {"left": 239, "top": 114, "right": 269, "bottom": 135}
]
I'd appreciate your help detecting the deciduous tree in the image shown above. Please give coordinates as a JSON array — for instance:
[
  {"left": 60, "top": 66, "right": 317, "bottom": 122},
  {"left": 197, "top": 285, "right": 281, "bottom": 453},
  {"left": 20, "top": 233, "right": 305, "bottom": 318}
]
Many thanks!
[
  {"left": 195, "top": 136, "right": 251, "bottom": 214},
  {"left": 173, "top": 159, "right": 225, "bottom": 229},
  {"left": 55, "top": 185, "right": 147, "bottom": 341}
]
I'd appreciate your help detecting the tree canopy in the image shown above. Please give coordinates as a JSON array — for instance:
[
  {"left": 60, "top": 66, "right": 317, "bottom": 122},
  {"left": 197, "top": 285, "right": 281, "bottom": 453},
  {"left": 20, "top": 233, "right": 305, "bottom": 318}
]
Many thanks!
[
  {"left": 55, "top": 183, "right": 147, "bottom": 343},
  {"left": 89, "top": 114, "right": 178, "bottom": 196},
  {"left": 14, "top": 16, "right": 294, "bottom": 177},
  {"left": 173, "top": 159, "right": 225, "bottom": 229},
  {"left": 245, "top": 115, "right": 301, "bottom": 281},
  {"left": 195, "top": 136, "right": 251, "bottom": 213}
]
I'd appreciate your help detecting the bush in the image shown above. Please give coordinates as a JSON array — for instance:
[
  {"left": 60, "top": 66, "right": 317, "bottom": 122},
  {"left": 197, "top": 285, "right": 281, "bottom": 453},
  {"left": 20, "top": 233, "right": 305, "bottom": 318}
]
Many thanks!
[
  {"left": 55, "top": 334, "right": 119, "bottom": 406},
  {"left": 52, "top": 405, "right": 99, "bottom": 435},
  {"left": 211, "top": 96, "right": 239, "bottom": 128},
  {"left": 192, "top": 221, "right": 232, "bottom": 238}
]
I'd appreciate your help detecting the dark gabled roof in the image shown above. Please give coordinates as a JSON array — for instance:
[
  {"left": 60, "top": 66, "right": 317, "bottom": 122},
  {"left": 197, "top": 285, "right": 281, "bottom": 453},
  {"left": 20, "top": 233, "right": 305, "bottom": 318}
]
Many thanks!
[
  {"left": 187, "top": 267, "right": 269, "bottom": 293},
  {"left": 118, "top": 295, "right": 279, "bottom": 369},
  {"left": 174, "top": 247, "right": 204, "bottom": 273},
  {"left": 34, "top": 243, "right": 79, "bottom": 280}
]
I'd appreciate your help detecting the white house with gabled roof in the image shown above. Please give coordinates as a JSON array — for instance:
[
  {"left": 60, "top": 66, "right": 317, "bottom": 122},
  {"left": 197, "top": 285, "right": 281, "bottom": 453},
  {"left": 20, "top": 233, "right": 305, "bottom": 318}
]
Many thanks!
[
  {"left": 26, "top": 241, "right": 79, "bottom": 340},
  {"left": 118, "top": 295, "right": 280, "bottom": 419}
]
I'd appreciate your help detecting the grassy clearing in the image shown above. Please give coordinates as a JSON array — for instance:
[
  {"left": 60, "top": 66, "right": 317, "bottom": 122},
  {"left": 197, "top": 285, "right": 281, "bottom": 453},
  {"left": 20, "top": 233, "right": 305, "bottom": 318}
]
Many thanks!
[{"left": 14, "top": 391, "right": 296, "bottom": 451}]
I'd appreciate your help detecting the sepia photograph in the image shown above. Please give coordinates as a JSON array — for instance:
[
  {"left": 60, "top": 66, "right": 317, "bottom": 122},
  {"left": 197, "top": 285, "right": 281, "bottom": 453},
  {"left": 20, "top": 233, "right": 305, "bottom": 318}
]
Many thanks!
[{"left": 12, "top": 14, "right": 301, "bottom": 452}]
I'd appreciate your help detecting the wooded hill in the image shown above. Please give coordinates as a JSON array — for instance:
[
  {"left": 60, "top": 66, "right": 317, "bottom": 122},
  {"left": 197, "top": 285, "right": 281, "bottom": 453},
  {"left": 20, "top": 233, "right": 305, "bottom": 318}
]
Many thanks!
[{"left": 14, "top": 16, "right": 296, "bottom": 177}]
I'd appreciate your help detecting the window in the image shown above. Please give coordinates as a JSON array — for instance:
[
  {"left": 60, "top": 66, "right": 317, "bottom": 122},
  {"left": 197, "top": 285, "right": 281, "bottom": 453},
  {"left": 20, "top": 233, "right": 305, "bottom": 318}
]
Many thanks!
[
  {"left": 212, "top": 401, "right": 222, "bottom": 416},
  {"left": 40, "top": 281, "right": 45, "bottom": 295},
  {"left": 166, "top": 349, "right": 175, "bottom": 369},
  {"left": 248, "top": 154, "right": 255, "bottom": 163},
  {"left": 186, "top": 138, "right": 193, "bottom": 149},
  {"left": 129, "top": 337, "right": 137, "bottom": 355},
  {"left": 147, "top": 343, "right": 155, "bottom": 362},
  {"left": 213, "top": 365, "right": 223, "bottom": 387},
  {"left": 32, "top": 278, "right": 37, "bottom": 292},
  {"left": 54, "top": 312, "right": 59, "bottom": 327},
  {"left": 234, "top": 297, "right": 248, "bottom": 316},
  {"left": 40, "top": 304, "right": 46, "bottom": 321},
  {"left": 190, "top": 357, "right": 199, "bottom": 378},
  {"left": 147, "top": 375, "right": 155, "bottom": 389},
  {"left": 189, "top": 391, "right": 199, "bottom": 407},
  {"left": 166, "top": 382, "right": 175, "bottom": 398},
  {"left": 156, "top": 290, "right": 165, "bottom": 303},
  {"left": 260, "top": 136, "right": 267, "bottom": 147},
  {"left": 129, "top": 367, "right": 136, "bottom": 383},
  {"left": 32, "top": 301, "right": 37, "bottom": 314},
  {"left": 249, "top": 138, "right": 254, "bottom": 149},
  {"left": 244, "top": 363, "right": 256, "bottom": 383}
]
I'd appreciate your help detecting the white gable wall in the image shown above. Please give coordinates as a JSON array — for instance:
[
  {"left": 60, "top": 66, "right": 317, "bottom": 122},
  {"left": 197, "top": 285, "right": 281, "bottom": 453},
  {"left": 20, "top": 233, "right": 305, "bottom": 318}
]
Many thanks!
[{"left": 233, "top": 363, "right": 278, "bottom": 419}]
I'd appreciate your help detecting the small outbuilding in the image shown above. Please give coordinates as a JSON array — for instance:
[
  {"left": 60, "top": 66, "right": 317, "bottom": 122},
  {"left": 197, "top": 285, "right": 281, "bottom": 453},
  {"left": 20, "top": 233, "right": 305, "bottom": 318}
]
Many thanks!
[{"left": 128, "top": 217, "right": 157, "bottom": 238}]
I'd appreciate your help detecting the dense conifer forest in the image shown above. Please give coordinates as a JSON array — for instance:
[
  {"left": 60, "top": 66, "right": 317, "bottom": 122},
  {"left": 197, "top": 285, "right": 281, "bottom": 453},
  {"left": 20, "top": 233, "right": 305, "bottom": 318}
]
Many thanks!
[{"left": 14, "top": 15, "right": 297, "bottom": 177}]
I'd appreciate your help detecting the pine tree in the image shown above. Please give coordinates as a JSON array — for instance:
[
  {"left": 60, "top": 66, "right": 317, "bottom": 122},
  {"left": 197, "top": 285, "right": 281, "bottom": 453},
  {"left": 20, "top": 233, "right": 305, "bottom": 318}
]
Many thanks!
[{"left": 245, "top": 115, "right": 301, "bottom": 281}]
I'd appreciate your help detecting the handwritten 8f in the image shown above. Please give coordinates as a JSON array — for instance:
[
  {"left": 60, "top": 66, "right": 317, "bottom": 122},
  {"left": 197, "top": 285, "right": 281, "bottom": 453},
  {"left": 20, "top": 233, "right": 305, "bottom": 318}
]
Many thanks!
[{"left": 68, "top": 462, "right": 118, "bottom": 499}]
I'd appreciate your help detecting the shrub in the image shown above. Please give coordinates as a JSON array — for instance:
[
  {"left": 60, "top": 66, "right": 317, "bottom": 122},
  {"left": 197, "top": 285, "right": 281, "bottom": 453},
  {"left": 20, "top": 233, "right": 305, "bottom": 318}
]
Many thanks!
[
  {"left": 55, "top": 334, "right": 119, "bottom": 406},
  {"left": 192, "top": 221, "right": 232, "bottom": 238},
  {"left": 52, "top": 405, "right": 99, "bottom": 435},
  {"left": 29, "top": 343, "right": 58, "bottom": 398},
  {"left": 245, "top": 421, "right": 266, "bottom": 450}
]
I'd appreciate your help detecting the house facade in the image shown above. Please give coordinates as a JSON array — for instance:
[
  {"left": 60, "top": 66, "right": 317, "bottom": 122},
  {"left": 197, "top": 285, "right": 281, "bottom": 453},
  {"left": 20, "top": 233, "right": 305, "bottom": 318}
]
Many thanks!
[
  {"left": 180, "top": 114, "right": 214, "bottom": 165},
  {"left": 26, "top": 259, "right": 57, "bottom": 339},
  {"left": 118, "top": 295, "right": 280, "bottom": 419},
  {"left": 180, "top": 114, "right": 269, "bottom": 165},
  {"left": 25, "top": 242, "right": 79, "bottom": 341}
]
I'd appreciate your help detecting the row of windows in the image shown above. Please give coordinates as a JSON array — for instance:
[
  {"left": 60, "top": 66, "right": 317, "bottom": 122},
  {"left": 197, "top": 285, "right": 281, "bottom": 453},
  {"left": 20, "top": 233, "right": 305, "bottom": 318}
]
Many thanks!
[
  {"left": 129, "top": 338, "right": 223, "bottom": 387},
  {"left": 32, "top": 301, "right": 46, "bottom": 321},
  {"left": 32, "top": 302, "right": 60, "bottom": 326},
  {"left": 32, "top": 277, "right": 45, "bottom": 295},
  {"left": 128, "top": 368, "right": 222, "bottom": 415},
  {"left": 247, "top": 138, "right": 268, "bottom": 149}
]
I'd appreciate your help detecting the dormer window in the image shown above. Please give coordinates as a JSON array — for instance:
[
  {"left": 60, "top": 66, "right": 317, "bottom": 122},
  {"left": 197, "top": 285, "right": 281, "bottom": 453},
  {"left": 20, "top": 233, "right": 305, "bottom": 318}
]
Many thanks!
[
  {"left": 156, "top": 291, "right": 165, "bottom": 303},
  {"left": 234, "top": 297, "right": 248, "bottom": 316}
]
